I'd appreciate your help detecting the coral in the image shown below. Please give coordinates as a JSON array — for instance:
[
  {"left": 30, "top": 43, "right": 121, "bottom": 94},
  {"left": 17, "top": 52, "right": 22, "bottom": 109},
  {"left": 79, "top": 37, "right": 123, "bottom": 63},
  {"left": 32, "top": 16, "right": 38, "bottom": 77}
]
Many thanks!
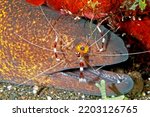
[
  {"left": 47, "top": 0, "right": 124, "bottom": 19},
  {"left": 26, "top": 0, "right": 45, "bottom": 6},
  {"left": 26, "top": 0, "right": 123, "bottom": 19},
  {"left": 119, "top": 17, "right": 150, "bottom": 49}
]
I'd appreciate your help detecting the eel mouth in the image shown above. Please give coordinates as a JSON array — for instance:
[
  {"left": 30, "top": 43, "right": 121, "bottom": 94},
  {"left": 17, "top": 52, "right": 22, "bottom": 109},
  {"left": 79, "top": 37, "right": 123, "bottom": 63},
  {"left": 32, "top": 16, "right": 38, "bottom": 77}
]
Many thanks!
[
  {"left": 0, "top": 67, "right": 134, "bottom": 96},
  {"left": 45, "top": 67, "right": 134, "bottom": 96}
]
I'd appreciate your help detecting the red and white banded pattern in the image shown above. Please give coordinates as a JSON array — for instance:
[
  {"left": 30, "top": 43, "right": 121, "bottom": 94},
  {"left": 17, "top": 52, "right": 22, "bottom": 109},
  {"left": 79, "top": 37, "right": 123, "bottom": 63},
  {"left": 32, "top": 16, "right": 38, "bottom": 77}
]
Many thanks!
[{"left": 79, "top": 57, "right": 86, "bottom": 82}]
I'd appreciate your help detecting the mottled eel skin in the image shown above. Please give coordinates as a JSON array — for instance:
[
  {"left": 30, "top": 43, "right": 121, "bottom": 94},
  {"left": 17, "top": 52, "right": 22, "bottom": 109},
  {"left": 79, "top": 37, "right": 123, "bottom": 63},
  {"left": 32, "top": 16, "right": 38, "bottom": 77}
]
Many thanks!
[{"left": 0, "top": 0, "right": 133, "bottom": 96}]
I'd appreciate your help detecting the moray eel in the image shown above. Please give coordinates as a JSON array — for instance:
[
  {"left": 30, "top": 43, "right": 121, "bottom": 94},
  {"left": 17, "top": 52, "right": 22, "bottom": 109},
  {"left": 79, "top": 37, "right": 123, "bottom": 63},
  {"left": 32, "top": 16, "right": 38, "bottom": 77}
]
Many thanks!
[{"left": 0, "top": 0, "right": 133, "bottom": 96}]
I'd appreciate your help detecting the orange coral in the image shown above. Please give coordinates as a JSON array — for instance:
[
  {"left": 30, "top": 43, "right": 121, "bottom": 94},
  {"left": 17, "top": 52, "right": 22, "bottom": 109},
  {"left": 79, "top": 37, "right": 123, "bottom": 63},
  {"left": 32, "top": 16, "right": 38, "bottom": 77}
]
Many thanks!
[
  {"left": 26, "top": 0, "right": 123, "bottom": 19},
  {"left": 26, "top": 0, "right": 45, "bottom": 6},
  {"left": 46, "top": 0, "right": 123, "bottom": 19},
  {"left": 119, "top": 17, "right": 150, "bottom": 49}
]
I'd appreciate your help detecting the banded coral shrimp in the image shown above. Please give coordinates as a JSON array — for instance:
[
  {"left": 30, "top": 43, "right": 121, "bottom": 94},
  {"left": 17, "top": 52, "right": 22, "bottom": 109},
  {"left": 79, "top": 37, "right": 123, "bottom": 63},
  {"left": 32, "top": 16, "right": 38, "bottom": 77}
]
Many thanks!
[{"left": 0, "top": 0, "right": 149, "bottom": 99}]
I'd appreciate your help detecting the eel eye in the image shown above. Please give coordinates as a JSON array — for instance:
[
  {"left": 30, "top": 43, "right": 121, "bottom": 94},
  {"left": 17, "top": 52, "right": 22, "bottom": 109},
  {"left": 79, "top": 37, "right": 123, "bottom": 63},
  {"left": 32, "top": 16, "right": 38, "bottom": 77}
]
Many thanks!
[{"left": 75, "top": 43, "right": 89, "bottom": 54}]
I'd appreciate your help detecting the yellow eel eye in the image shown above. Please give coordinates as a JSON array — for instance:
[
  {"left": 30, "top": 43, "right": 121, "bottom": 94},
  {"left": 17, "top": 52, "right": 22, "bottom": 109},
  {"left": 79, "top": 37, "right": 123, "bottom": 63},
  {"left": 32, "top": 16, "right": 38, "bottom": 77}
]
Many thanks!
[{"left": 75, "top": 43, "right": 89, "bottom": 54}]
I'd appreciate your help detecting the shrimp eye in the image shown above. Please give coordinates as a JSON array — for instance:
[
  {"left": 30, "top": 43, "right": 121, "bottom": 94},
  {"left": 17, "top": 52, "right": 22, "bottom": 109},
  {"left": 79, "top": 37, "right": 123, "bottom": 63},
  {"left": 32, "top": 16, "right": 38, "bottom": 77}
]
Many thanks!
[
  {"left": 75, "top": 43, "right": 89, "bottom": 54},
  {"left": 80, "top": 46, "right": 85, "bottom": 51}
]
